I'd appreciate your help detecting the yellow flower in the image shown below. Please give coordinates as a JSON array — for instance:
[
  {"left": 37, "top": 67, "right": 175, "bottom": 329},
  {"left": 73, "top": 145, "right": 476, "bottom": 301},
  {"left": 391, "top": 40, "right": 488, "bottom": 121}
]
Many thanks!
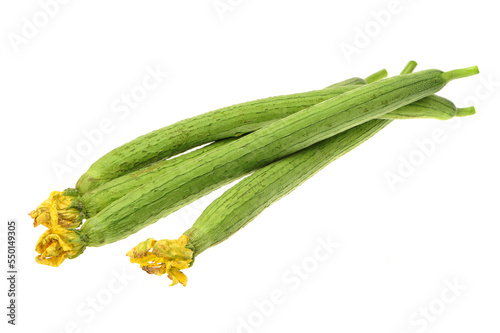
[
  {"left": 29, "top": 191, "right": 82, "bottom": 228},
  {"left": 35, "top": 227, "right": 85, "bottom": 267},
  {"left": 127, "top": 236, "right": 194, "bottom": 287}
]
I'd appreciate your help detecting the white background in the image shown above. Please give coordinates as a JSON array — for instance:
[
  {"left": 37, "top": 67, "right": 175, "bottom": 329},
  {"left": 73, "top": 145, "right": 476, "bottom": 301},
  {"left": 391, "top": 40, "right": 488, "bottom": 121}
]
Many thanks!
[{"left": 1, "top": 1, "right": 499, "bottom": 332}]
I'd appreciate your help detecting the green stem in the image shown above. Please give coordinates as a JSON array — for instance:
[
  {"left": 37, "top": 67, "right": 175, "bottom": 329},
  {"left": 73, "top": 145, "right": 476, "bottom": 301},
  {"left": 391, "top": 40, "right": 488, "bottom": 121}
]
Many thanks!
[
  {"left": 456, "top": 106, "right": 476, "bottom": 117},
  {"left": 442, "top": 66, "right": 480, "bottom": 82},
  {"left": 365, "top": 69, "right": 388, "bottom": 83},
  {"left": 400, "top": 61, "right": 418, "bottom": 75}
]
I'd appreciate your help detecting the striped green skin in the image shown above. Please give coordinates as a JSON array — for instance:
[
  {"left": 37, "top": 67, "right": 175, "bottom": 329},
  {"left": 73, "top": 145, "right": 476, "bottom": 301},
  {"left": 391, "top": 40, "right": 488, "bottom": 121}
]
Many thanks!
[
  {"left": 185, "top": 64, "right": 479, "bottom": 258},
  {"left": 75, "top": 74, "right": 374, "bottom": 194},
  {"left": 327, "top": 77, "right": 367, "bottom": 87},
  {"left": 181, "top": 100, "right": 470, "bottom": 254},
  {"left": 79, "top": 93, "right": 460, "bottom": 217},
  {"left": 381, "top": 95, "right": 457, "bottom": 120},
  {"left": 184, "top": 63, "right": 408, "bottom": 255},
  {"left": 79, "top": 69, "right": 454, "bottom": 248},
  {"left": 76, "top": 80, "right": 368, "bottom": 216},
  {"left": 73, "top": 74, "right": 452, "bottom": 196},
  {"left": 76, "top": 85, "right": 359, "bottom": 194},
  {"left": 184, "top": 119, "right": 391, "bottom": 255},
  {"left": 80, "top": 137, "right": 237, "bottom": 216},
  {"left": 186, "top": 101, "right": 476, "bottom": 255},
  {"left": 76, "top": 75, "right": 370, "bottom": 194}
]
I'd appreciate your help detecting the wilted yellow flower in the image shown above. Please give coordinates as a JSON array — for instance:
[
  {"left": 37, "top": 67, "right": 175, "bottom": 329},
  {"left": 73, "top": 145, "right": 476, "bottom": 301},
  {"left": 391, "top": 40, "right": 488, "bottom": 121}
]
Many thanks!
[
  {"left": 127, "top": 236, "right": 194, "bottom": 286},
  {"left": 35, "top": 227, "right": 85, "bottom": 267},
  {"left": 29, "top": 191, "right": 82, "bottom": 228}
]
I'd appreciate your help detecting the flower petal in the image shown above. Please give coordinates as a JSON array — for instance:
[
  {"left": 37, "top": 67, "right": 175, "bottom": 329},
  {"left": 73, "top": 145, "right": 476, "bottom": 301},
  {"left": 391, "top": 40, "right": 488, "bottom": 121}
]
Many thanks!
[
  {"left": 35, "top": 227, "right": 85, "bottom": 267},
  {"left": 127, "top": 236, "right": 194, "bottom": 286},
  {"left": 29, "top": 191, "right": 82, "bottom": 229}
]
